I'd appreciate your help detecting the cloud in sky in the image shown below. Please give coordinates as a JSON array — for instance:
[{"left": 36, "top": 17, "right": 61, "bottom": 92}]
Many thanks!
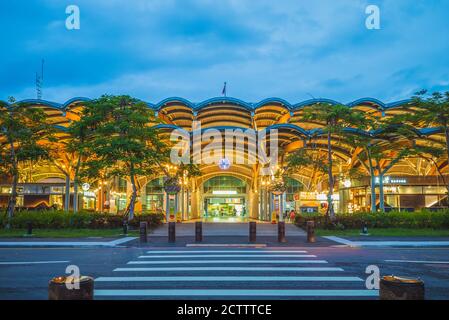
[{"left": 1, "top": 0, "right": 448, "bottom": 103}]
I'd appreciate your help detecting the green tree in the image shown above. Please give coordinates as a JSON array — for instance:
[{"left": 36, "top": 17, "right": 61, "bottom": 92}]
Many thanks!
[
  {"left": 0, "top": 98, "right": 55, "bottom": 224},
  {"left": 398, "top": 91, "right": 449, "bottom": 197},
  {"left": 301, "top": 103, "right": 365, "bottom": 218},
  {"left": 78, "top": 95, "right": 169, "bottom": 220},
  {"left": 66, "top": 104, "right": 99, "bottom": 213}
]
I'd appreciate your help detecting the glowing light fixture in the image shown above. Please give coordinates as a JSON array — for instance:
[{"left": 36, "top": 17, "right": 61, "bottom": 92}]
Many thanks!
[{"left": 212, "top": 190, "right": 237, "bottom": 195}]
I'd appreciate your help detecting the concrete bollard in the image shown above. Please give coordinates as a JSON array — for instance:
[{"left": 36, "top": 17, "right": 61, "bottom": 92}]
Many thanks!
[
  {"left": 380, "top": 276, "right": 425, "bottom": 300},
  {"left": 48, "top": 276, "right": 94, "bottom": 300},
  {"left": 168, "top": 221, "right": 176, "bottom": 243},
  {"left": 249, "top": 221, "right": 257, "bottom": 243},
  {"left": 278, "top": 221, "right": 286, "bottom": 243},
  {"left": 139, "top": 221, "right": 148, "bottom": 243},
  {"left": 307, "top": 221, "right": 316, "bottom": 243},
  {"left": 195, "top": 221, "right": 203, "bottom": 242}
]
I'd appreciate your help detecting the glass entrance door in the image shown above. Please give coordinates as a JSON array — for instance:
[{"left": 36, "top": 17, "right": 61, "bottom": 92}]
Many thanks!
[{"left": 203, "top": 197, "right": 247, "bottom": 222}]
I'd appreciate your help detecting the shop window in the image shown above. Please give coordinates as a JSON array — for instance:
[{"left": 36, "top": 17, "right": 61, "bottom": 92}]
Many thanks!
[
  {"left": 146, "top": 194, "right": 163, "bottom": 211},
  {"left": 398, "top": 186, "right": 423, "bottom": 194},
  {"left": 118, "top": 178, "right": 127, "bottom": 193},
  {"left": 203, "top": 176, "right": 246, "bottom": 194},
  {"left": 423, "top": 186, "right": 447, "bottom": 194}
]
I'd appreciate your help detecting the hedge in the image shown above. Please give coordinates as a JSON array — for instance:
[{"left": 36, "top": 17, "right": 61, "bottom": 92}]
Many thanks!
[
  {"left": 295, "top": 210, "right": 449, "bottom": 230},
  {"left": 0, "top": 210, "right": 165, "bottom": 229}
]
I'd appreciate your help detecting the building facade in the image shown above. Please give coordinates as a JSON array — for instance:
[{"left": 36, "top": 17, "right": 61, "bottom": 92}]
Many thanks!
[{"left": 1, "top": 97, "right": 447, "bottom": 221}]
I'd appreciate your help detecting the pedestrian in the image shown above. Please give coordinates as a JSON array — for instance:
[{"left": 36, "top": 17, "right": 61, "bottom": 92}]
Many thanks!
[{"left": 289, "top": 210, "right": 296, "bottom": 223}]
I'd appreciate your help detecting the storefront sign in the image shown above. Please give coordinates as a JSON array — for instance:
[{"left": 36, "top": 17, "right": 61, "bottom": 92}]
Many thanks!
[
  {"left": 375, "top": 176, "right": 407, "bottom": 185},
  {"left": 83, "top": 191, "right": 96, "bottom": 198}
]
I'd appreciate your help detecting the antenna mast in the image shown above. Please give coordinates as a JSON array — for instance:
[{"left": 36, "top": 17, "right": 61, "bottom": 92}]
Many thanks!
[{"left": 36, "top": 59, "right": 44, "bottom": 100}]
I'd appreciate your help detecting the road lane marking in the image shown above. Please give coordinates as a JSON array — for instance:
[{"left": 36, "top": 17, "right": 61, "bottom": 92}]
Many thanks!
[
  {"left": 385, "top": 260, "right": 449, "bottom": 264},
  {"left": 145, "top": 250, "right": 308, "bottom": 254},
  {"left": 94, "top": 289, "right": 378, "bottom": 297},
  {"left": 95, "top": 276, "right": 363, "bottom": 282},
  {"left": 113, "top": 267, "right": 344, "bottom": 272},
  {"left": 0, "top": 260, "right": 70, "bottom": 265},
  {"left": 128, "top": 260, "right": 327, "bottom": 265},
  {"left": 138, "top": 254, "right": 316, "bottom": 258}
]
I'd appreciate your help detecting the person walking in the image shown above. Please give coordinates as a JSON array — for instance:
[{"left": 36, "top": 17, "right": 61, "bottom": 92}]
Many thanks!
[{"left": 289, "top": 210, "right": 296, "bottom": 223}]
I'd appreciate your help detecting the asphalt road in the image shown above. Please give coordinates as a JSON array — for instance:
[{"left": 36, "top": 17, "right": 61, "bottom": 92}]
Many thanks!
[{"left": 0, "top": 245, "right": 448, "bottom": 300}]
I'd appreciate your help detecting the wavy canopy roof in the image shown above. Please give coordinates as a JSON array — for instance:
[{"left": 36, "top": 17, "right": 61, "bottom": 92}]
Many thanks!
[{"left": 1, "top": 96, "right": 447, "bottom": 185}]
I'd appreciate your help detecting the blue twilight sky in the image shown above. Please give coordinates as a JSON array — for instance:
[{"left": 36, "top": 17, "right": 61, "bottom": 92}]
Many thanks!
[{"left": 1, "top": 0, "right": 449, "bottom": 104}]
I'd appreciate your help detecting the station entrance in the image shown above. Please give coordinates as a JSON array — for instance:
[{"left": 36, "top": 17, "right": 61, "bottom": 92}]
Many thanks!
[{"left": 201, "top": 175, "right": 248, "bottom": 222}]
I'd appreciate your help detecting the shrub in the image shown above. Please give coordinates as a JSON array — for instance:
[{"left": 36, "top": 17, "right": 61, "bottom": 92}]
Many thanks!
[
  {"left": 0, "top": 210, "right": 165, "bottom": 229},
  {"left": 295, "top": 210, "right": 449, "bottom": 230}
]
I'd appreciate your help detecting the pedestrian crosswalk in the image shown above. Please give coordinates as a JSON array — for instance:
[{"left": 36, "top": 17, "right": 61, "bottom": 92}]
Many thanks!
[{"left": 94, "top": 248, "right": 379, "bottom": 299}]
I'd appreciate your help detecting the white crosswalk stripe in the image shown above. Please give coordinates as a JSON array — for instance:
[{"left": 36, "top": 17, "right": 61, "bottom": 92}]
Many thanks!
[
  {"left": 127, "top": 260, "right": 328, "bottom": 264},
  {"left": 94, "top": 248, "right": 378, "bottom": 299}
]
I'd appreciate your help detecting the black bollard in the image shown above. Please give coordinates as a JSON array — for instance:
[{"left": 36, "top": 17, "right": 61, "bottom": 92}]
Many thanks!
[
  {"left": 361, "top": 222, "right": 369, "bottom": 236},
  {"left": 307, "top": 221, "right": 316, "bottom": 243},
  {"left": 122, "top": 220, "right": 128, "bottom": 236},
  {"left": 249, "top": 221, "right": 257, "bottom": 243},
  {"left": 26, "top": 222, "right": 33, "bottom": 236},
  {"left": 168, "top": 221, "right": 176, "bottom": 243},
  {"left": 48, "top": 276, "right": 94, "bottom": 300},
  {"left": 195, "top": 221, "right": 202, "bottom": 242},
  {"left": 380, "top": 276, "right": 425, "bottom": 300},
  {"left": 278, "top": 221, "right": 286, "bottom": 243},
  {"left": 139, "top": 221, "right": 148, "bottom": 243}
]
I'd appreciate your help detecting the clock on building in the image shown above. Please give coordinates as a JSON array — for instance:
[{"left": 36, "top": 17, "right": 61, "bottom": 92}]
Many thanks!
[{"left": 218, "top": 157, "right": 231, "bottom": 170}]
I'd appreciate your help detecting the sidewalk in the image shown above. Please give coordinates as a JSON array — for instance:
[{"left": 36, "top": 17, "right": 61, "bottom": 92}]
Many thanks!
[
  {"left": 0, "top": 237, "right": 137, "bottom": 248},
  {"left": 324, "top": 236, "right": 449, "bottom": 248}
]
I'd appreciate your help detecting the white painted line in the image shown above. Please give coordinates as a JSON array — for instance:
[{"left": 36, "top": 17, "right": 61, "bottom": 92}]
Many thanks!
[
  {"left": 323, "top": 236, "right": 355, "bottom": 246},
  {"left": 95, "top": 276, "right": 363, "bottom": 282},
  {"left": 0, "top": 260, "right": 70, "bottom": 265},
  {"left": 108, "top": 237, "right": 138, "bottom": 246},
  {"left": 0, "top": 238, "right": 136, "bottom": 248},
  {"left": 145, "top": 250, "right": 308, "bottom": 254},
  {"left": 113, "top": 267, "right": 344, "bottom": 272},
  {"left": 186, "top": 244, "right": 267, "bottom": 247},
  {"left": 324, "top": 236, "right": 449, "bottom": 248},
  {"left": 385, "top": 260, "right": 449, "bottom": 264},
  {"left": 95, "top": 289, "right": 378, "bottom": 297},
  {"left": 128, "top": 260, "right": 328, "bottom": 265},
  {"left": 356, "top": 241, "right": 449, "bottom": 247},
  {"left": 138, "top": 254, "right": 316, "bottom": 258}
]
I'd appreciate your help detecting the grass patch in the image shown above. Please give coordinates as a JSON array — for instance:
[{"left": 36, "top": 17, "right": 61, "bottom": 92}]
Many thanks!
[
  {"left": 315, "top": 228, "right": 449, "bottom": 237},
  {"left": 0, "top": 228, "right": 140, "bottom": 238}
]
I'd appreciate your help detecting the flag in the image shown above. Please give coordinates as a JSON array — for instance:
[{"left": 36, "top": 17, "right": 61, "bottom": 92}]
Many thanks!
[{"left": 222, "top": 82, "right": 227, "bottom": 96}]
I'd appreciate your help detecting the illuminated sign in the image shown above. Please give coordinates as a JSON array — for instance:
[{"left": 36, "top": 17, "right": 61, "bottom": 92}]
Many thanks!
[
  {"left": 83, "top": 191, "right": 96, "bottom": 198},
  {"left": 375, "top": 176, "right": 407, "bottom": 185},
  {"left": 212, "top": 190, "right": 237, "bottom": 195},
  {"left": 317, "top": 193, "right": 340, "bottom": 201}
]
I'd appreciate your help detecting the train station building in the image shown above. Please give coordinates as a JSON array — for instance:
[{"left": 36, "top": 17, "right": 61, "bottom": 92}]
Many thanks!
[{"left": 1, "top": 97, "right": 447, "bottom": 221}]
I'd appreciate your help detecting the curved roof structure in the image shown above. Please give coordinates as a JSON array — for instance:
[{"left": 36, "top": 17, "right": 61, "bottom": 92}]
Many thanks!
[{"left": 1, "top": 96, "right": 446, "bottom": 185}]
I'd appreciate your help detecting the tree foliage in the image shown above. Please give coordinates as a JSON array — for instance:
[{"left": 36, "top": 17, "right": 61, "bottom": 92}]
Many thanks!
[
  {"left": 74, "top": 95, "right": 170, "bottom": 220},
  {"left": 0, "top": 98, "right": 55, "bottom": 222}
]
